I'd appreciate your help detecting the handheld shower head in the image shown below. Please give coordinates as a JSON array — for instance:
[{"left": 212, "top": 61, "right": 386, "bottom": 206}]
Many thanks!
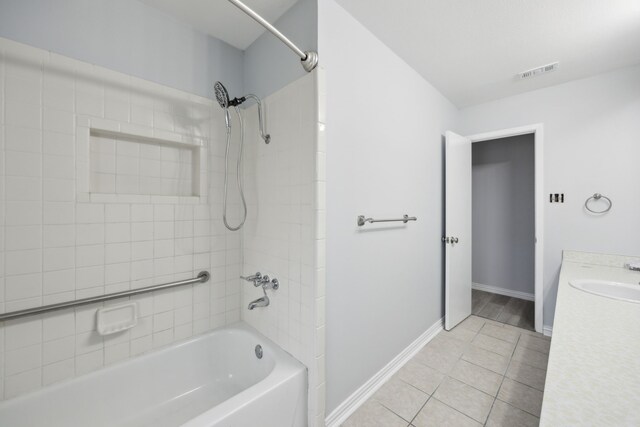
[{"left": 214, "top": 81, "right": 230, "bottom": 109}]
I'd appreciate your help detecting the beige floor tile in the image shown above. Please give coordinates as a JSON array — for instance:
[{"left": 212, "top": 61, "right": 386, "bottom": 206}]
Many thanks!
[
  {"left": 480, "top": 323, "right": 520, "bottom": 343},
  {"left": 518, "top": 334, "right": 551, "bottom": 354},
  {"left": 503, "top": 323, "right": 547, "bottom": 339},
  {"left": 472, "top": 332, "right": 516, "bottom": 357},
  {"left": 462, "top": 344, "right": 510, "bottom": 375},
  {"left": 506, "top": 360, "right": 547, "bottom": 391},
  {"left": 512, "top": 345, "right": 548, "bottom": 370},
  {"left": 458, "top": 315, "right": 487, "bottom": 332},
  {"left": 442, "top": 326, "right": 477, "bottom": 343},
  {"left": 497, "top": 378, "right": 544, "bottom": 417},
  {"left": 413, "top": 346, "right": 459, "bottom": 374},
  {"left": 482, "top": 318, "right": 510, "bottom": 328},
  {"left": 343, "top": 400, "right": 408, "bottom": 427},
  {"left": 433, "top": 377, "right": 494, "bottom": 423},
  {"left": 372, "top": 377, "right": 429, "bottom": 422},
  {"left": 486, "top": 399, "right": 540, "bottom": 427},
  {"left": 396, "top": 359, "right": 444, "bottom": 395},
  {"left": 429, "top": 334, "right": 469, "bottom": 353},
  {"left": 412, "top": 398, "right": 482, "bottom": 427},
  {"left": 413, "top": 337, "right": 466, "bottom": 374},
  {"left": 449, "top": 359, "right": 503, "bottom": 396}
]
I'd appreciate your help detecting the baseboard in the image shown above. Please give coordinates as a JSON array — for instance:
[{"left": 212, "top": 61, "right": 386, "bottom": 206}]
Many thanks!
[
  {"left": 324, "top": 317, "right": 444, "bottom": 427},
  {"left": 543, "top": 326, "right": 553, "bottom": 337},
  {"left": 472, "top": 282, "right": 535, "bottom": 301}
]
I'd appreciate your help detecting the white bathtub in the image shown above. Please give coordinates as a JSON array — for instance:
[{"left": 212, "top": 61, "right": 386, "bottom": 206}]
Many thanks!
[{"left": 0, "top": 323, "right": 307, "bottom": 427}]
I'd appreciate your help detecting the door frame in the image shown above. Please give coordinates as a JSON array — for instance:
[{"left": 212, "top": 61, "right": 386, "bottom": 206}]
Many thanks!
[{"left": 466, "top": 124, "right": 544, "bottom": 333}]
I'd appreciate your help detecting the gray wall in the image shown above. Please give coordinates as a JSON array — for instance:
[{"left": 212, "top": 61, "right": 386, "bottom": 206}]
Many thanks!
[
  {"left": 243, "top": 0, "right": 317, "bottom": 98},
  {"left": 458, "top": 64, "right": 640, "bottom": 329},
  {"left": 472, "top": 135, "right": 535, "bottom": 296},
  {"left": 0, "top": 0, "right": 244, "bottom": 98},
  {"left": 319, "top": 0, "right": 458, "bottom": 414}
]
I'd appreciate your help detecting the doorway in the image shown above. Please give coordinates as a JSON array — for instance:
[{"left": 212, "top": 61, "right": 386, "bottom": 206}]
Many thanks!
[
  {"left": 444, "top": 125, "right": 544, "bottom": 333},
  {"left": 471, "top": 134, "right": 535, "bottom": 330}
]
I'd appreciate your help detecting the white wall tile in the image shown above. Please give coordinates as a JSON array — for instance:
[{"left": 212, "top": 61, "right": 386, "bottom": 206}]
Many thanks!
[
  {"left": 43, "top": 247, "right": 75, "bottom": 272},
  {"left": 105, "top": 223, "right": 130, "bottom": 243},
  {"left": 43, "top": 359, "right": 75, "bottom": 386},
  {"left": 0, "top": 39, "right": 238, "bottom": 402},
  {"left": 6, "top": 202, "right": 42, "bottom": 226},
  {"left": 5, "top": 368, "right": 42, "bottom": 399},
  {"left": 5, "top": 126, "right": 41, "bottom": 153},
  {"left": 5, "top": 102, "right": 41, "bottom": 129},
  {"left": 5, "top": 225, "right": 41, "bottom": 251},
  {"left": 43, "top": 225, "right": 75, "bottom": 248},
  {"left": 5, "top": 249, "right": 42, "bottom": 276},
  {"left": 43, "top": 202, "right": 75, "bottom": 225},
  {"left": 5, "top": 151, "right": 41, "bottom": 177},
  {"left": 5, "top": 176, "right": 42, "bottom": 201},
  {"left": 43, "top": 269, "right": 75, "bottom": 295}
]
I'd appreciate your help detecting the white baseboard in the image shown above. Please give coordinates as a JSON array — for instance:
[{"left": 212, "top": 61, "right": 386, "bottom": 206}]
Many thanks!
[
  {"left": 472, "top": 282, "right": 535, "bottom": 301},
  {"left": 324, "top": 317, "right": 444, "bottom": 427},
  {"left": 543, "top": 326, "right": 553, "bottom": 337}
]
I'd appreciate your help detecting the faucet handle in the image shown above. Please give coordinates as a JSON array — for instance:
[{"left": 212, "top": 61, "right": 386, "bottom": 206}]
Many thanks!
[{"left": 241, "top": 272, "right": 262, "bottom": 283}]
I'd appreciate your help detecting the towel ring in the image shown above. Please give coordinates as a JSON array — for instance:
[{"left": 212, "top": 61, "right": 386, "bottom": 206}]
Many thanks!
[{"left": 584, "top": 193, "right": 612, "bottom": 214}]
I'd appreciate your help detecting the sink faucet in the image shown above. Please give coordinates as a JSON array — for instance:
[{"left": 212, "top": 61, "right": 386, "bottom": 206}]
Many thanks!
[
  {"left": 248, "top": 295, "right": 270, "bottom": 310},
  {"left": 242, "top": 272, "right": 279, "bottom": 310}
]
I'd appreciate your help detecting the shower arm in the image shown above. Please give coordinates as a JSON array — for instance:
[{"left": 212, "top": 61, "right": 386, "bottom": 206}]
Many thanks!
[
  {"left": 227, "top": 0, "right": 318, "bottom": 72},
  {"left": 243, "top": 94, "right": 271, "bottom": 144}
]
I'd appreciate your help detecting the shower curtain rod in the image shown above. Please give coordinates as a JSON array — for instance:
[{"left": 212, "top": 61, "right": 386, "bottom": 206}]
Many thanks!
[{"left": 227, "top": 0, "right": 318, "bottom": 72}]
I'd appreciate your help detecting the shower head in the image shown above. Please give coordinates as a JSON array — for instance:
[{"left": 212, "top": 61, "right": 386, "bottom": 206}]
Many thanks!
[
  {"left": 214, "top": 81, "right": 270, "bottom": 144},
  {"left": 214, "top": 81, "right": 230, "bottom": 109},
  {"left": 214, "top": 81, "right": 246, "bottom": 109}
]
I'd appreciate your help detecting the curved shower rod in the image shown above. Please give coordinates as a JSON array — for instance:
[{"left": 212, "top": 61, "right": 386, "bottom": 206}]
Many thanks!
[{"left": 228, "top": 0, "right": 318, "bottom": 72}]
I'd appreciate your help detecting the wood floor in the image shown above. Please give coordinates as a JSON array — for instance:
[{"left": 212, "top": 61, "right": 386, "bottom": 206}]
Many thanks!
[{"left": 472, "top": 290, "right": 535, "bottom": 331}]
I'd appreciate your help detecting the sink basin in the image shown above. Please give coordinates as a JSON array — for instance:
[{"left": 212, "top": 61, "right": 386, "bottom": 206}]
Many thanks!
[{"left": 570, "top": 279, "right": 640, "bottom": 303}]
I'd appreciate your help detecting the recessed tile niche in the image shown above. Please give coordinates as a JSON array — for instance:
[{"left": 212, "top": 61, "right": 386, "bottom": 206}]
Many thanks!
[{"left": 89, "top": 128, "right": 201, "bottom": 197}]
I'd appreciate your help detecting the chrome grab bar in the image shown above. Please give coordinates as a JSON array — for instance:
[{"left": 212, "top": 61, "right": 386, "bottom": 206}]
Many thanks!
[
  {"left": 357, "top": 214, "right": 417, "bottom": 227},
  {"left": 0, "top": 271, "right": 210, "bottom": 322}
]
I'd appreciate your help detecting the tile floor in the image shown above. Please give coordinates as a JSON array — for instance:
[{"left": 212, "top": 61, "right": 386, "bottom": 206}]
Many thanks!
[
  {"left": 343, "top": 316, "right": 550, "bottom": 427},
  {"left": 472, "top": 290, "right": 535, "bottom": 331}
]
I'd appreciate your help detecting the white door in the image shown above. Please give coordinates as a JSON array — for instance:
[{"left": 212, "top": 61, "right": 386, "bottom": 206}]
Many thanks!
[{"left": 444, "top": 131, "right": 472, "bottom": 330}]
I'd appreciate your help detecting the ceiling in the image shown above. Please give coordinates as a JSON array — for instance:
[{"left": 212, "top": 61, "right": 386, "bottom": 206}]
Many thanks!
[
  {"left": 139, "top": 0, "right": 299, "bottom": 50},
  {"left": 335, "top": 0, "right": 640, "bottom": 107}
]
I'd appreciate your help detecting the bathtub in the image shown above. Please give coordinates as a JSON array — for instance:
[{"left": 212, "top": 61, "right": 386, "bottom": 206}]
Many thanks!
[{"left": 0, "top": 323, "right": 307, "bottom": 427}]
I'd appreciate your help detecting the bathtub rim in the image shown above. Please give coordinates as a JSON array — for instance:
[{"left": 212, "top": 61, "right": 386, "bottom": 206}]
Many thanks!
[{"left": 0, "top": 321, "right": 308, "bottom": 425}]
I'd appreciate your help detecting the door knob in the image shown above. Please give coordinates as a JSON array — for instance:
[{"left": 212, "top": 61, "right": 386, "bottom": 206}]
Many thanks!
[{"left": 452, "top": 237, "right": 459, "bottom": 244}]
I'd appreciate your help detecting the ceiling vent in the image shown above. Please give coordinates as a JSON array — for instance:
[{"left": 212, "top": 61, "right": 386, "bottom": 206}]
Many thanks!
[{"left": 519, "top": 62, "right": 559, "bottom": 79}]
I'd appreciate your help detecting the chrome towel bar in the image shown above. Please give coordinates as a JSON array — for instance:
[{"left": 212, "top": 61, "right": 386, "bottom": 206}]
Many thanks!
[
  {"left": 0, "top": 271, "right": 210, "bottom": 322},
  {"left": 357, "top": 214, "right": 417, "bottom": 227}
]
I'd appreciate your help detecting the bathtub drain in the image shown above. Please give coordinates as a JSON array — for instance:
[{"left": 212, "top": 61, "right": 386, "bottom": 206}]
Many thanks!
[{"left": 255, "top": 344, "right": 263, "bottom": 359}]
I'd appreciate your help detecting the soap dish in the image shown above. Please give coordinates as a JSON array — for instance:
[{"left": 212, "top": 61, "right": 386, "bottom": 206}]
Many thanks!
[{"left": 96, "top": 303, "right": 137, "bottom": 335}]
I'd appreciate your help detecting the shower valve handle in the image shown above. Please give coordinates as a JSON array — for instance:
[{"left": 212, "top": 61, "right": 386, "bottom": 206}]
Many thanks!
[{"left": 241, "top": 272, "right": 262, "bottom": 285}]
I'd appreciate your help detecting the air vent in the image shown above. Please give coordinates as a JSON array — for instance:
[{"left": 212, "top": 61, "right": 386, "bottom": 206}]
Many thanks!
[{"left": 519, "top": 62, "right": 559, "bottom": 79}]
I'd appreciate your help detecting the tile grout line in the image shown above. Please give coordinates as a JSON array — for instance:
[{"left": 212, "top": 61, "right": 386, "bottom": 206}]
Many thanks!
[
  {"left": 482, "top": 334, "right": 520, "bottom": 426},
  {"left": 405, "top": 326, "right": 474, "bottom": 426}
]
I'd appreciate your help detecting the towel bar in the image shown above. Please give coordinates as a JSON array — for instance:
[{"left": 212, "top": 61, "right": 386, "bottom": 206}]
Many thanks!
[{"left": 357, "top": 214, "right": 417, "bottom": 227}]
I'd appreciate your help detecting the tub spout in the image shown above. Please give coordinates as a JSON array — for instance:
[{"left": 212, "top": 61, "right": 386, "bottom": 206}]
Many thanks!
[{"left": 248, "top": 295, "right": 270, "bottom": 310}]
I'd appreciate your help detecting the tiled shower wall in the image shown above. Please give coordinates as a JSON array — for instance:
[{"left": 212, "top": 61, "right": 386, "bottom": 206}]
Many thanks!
[
  {"left": 0, "top": 37, "right": 242, "bottom": 399},
  {"left": 242, "top": 71, "right": 326, "bottom": 426}
]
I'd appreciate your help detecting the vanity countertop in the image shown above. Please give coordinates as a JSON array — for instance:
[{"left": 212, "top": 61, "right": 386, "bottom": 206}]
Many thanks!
[{"left": 540, "top": 251, "right": 640, "bottom": 426}]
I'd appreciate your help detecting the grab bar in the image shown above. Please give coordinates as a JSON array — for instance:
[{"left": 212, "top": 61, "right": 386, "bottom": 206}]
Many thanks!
[
  {"left": 357, "top": 214, "right": 417, "bottom": 227},
  {"left": 0, "top": 271, "right": 210, "bottom": 322}
]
